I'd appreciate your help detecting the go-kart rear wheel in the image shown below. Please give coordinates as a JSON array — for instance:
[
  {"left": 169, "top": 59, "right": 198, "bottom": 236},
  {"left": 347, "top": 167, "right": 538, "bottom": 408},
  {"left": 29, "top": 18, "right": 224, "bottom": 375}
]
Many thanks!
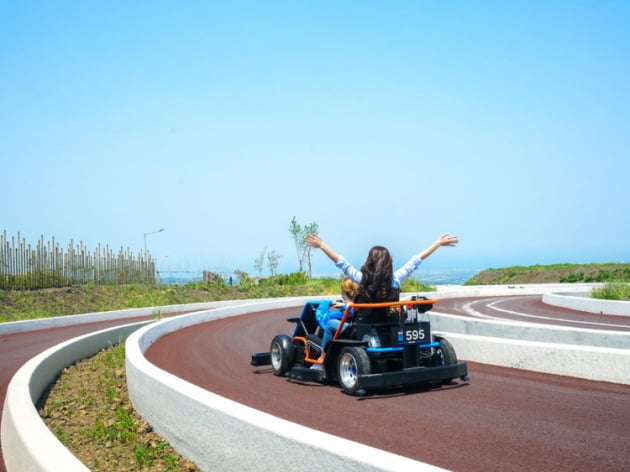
[
  {"left": 436, "top": 337, "right": 457, "bottom": 366},
  {"left": 270, "top": 334, "right": 295, "bottom": 376},
  {"left": 337, "top": 346, "right": 371, "bottom": 395},
  {"left": 434, "top": 337, "right": 457, "bottom": 384}
]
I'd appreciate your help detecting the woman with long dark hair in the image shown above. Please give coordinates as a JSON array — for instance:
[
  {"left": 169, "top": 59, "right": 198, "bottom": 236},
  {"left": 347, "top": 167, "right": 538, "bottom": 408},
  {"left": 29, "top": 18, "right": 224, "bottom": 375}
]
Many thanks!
[{"left": 305, "top": 233, "right": 458, "bottom": 302}]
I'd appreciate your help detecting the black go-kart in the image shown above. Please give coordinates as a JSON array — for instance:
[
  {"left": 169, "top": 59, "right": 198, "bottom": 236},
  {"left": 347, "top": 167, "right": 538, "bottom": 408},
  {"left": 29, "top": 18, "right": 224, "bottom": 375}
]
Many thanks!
[{"left": 251, "top": 296, "right": 469, "bottom": 396}]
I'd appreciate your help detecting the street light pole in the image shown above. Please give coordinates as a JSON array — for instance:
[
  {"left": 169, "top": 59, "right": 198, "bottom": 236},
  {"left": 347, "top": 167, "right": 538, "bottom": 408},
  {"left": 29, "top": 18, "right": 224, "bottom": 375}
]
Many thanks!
[{"left": 144, "top": 228, "right": 165, "bottom": 255}]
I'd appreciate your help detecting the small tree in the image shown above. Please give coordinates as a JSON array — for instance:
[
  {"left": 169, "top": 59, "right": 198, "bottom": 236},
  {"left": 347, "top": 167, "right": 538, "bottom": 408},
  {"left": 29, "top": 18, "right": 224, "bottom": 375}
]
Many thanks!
[
  {"left": 267, "top": 249, "right": 282, "bottom": 276},
  {"left": 303, "top": 222, "right": 319, "bottom": 278},
  {"left": 254, "top": 247, "right": 267, "bottom": 276},
  {"left": 288, "top": 217, "right": 319, "bottom": 278},
  {"left": 289, "top": 217, "right": 305, "bottom": 272}
]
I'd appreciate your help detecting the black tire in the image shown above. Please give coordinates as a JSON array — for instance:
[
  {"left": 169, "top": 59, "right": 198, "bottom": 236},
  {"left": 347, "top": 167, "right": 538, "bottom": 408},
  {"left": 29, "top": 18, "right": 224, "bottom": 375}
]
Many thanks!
[
  {"left": 270, "top": 334, "right": 296, "bottom": 376},
  {"left": 337, "top": 346, "right": 371, "bottom": 395},
  {"left": 436, "top": 337, "right": 457, "bottom": 366},
  {"left": 433, "top": 336, "right": 458, "bottom": 384}
]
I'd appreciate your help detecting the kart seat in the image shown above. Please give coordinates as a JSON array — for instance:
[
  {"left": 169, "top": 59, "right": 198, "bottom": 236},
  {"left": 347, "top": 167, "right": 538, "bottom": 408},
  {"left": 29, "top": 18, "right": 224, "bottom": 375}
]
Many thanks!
[{"left": 353, "top": 307, "right": 399, "bottom": 342}]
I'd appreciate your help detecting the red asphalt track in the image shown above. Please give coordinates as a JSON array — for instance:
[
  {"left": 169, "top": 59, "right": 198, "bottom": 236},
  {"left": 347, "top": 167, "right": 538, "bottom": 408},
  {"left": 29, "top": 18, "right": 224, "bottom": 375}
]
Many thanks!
[
  {"left": 432, "top": 295, "right": 630, "bottom": 331},
  {"left": 145, "top": 300, "right": 630, "bottom": 472},
  {"left": 2, "top": 297, "right": 629, "bottom": 471}
]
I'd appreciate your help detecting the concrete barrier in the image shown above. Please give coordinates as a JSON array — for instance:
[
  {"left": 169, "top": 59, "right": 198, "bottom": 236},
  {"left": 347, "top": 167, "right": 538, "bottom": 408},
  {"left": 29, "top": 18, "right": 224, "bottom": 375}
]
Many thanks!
[
  {"left": 0, "top": 299, "right": 252, "bottom": 335},
  {"left": 543, "top": 292, "right": 630, "bottom": 316},
  {"left": 1, "top": 321, "right": 151, "bottom": 472},
  {"left": 430, "top": 283, "right": 603, "bottom": 298},
  {"left": 425, "top": 312, "right": 630, "bottom": 349},
  {"left": 444, "top": 332, "right": 630, "bottom": 385}
]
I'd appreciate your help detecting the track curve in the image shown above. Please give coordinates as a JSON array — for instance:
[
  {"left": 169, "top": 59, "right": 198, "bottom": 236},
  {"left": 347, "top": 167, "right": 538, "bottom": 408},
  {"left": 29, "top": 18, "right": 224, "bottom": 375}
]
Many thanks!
[
  {"left": 433, "top": 295, "right": 630, "bottom": 331},
  {"left": 146, "top": 302, "right": 630, "bottom": 472},
  {"left": 0, "top": 315, "right": 165, "bottom": 472}
]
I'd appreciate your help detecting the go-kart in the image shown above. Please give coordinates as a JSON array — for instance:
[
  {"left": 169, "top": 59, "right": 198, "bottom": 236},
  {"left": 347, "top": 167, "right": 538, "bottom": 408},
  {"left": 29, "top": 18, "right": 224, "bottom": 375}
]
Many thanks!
[{"left": 251, "top": 296, "right": 469, "bottom": 395}]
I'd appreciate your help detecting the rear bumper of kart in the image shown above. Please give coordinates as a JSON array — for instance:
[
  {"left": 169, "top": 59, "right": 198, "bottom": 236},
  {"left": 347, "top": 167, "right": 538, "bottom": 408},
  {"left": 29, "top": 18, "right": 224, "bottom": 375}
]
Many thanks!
[
  {"left": 357, "top": 362, "right": 469, "bottom": 391},
  {"left": 251, "top": 352, "right": 271, "bottom": 366}
]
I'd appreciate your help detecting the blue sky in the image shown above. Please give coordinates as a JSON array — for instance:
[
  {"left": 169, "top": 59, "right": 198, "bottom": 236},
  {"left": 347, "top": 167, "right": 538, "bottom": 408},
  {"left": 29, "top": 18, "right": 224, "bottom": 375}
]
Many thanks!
[{"left": 2, "top": 1, "right": 629, "bottom": 278}]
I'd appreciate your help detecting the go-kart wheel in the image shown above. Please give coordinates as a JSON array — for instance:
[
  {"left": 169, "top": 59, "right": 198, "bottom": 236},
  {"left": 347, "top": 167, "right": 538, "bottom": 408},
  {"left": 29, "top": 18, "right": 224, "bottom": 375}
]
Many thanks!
[
  {"left": 434, "top": 336, "right": 457, "bottom": 384},
  {"left": 337, "top": 346, "right": 371, "bottom": 395},
  {"left": 436, "top": 337, "right": 457, "bottom": 366},
  {"left": 270, "top": 334, "right": 296, "bottom": 376}
]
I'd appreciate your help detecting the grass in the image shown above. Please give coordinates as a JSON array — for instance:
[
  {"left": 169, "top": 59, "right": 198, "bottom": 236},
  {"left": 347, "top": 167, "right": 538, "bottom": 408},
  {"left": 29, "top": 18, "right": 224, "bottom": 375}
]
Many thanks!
[
  {"left": 38, "top": 344, "right": 198, "bottom": 472},
  {"left": 591, "top": 282, "right": 630, "bottom": 301},
  {"left": 0, "top": 275, "right": 435, "bottom": 322},
  {"left": 464, "top": 263, "right": 630, "bottom": 286}
]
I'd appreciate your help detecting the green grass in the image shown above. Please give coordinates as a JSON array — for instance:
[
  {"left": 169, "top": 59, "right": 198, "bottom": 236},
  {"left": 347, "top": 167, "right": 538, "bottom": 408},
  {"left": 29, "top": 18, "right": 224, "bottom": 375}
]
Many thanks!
[
  {"left": 38, "top": 343, "right": 199, "bottom": 471},
  {"left": 5, "top": 264, "right": 629, "bottom": 322},
  {"left": 464, "top": 263, "right": 630, "bottom": 287},
  {"left": 591, "top": 282, "right": 630, "bottom": 301},
  {"left": 0, "top": 274, "right": 435, "bottom": 322}
]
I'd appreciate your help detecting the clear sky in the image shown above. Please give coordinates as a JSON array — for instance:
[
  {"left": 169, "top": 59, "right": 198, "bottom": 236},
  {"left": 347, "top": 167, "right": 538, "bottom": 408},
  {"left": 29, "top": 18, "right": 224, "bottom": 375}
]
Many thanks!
[{"left": 2, "top": 1, "right": 629, "bottom": 279}]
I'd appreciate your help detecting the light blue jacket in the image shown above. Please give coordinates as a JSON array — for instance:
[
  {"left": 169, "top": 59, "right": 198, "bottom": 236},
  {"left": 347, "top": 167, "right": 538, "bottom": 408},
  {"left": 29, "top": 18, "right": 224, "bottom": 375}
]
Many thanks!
[
  {"left": 334, "top": 254, "right": 423, "bottom": 289},
  {"left": 315, "top": 300, "right": 347, "bottom": 330}
]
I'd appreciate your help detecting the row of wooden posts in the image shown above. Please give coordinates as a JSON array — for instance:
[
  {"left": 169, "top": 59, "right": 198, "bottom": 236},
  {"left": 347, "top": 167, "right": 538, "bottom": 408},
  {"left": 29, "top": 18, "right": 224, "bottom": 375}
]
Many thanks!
[{"left": 0, "top": 230, "right": 156, "bottom": 290}]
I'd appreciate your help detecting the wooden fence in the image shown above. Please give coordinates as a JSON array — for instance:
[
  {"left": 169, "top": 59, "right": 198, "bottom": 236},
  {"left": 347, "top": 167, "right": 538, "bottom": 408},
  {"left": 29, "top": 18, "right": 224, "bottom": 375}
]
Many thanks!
[{"left": 0, "top": 230, "right": 156, "bottom": 290}]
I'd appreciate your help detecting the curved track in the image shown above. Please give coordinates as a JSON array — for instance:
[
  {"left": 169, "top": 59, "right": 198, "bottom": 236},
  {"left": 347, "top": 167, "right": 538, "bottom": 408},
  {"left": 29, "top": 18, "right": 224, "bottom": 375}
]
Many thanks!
[
  {"left": 146, "top": 299, "right": 630, "bottom": 472},
  {"left": 0, "top": 315, "right": 162, "bottom": 472},
  {"left": 433, "top": 295, "right": 630, "bottom": 331}
]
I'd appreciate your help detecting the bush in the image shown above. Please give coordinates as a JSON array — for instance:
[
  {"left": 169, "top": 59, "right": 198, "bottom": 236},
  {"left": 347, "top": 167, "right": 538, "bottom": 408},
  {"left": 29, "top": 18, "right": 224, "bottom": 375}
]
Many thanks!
[
  {"left": 591, "top": 282, "right": 630, "bottom": 301},
  {"left": 401, "top": 278, "right": 434, "bottom": 293}
]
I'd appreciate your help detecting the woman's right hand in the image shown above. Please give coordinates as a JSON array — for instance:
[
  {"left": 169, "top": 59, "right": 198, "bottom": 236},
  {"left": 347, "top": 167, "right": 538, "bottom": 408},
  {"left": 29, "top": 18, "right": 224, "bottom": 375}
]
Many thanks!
[{"left": 305, "top": 234, "right": 323, "bottom": 248}]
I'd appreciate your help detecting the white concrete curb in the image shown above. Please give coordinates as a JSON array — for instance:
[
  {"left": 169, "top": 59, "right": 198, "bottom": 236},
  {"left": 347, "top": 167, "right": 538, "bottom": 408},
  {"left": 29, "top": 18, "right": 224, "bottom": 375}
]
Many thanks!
[
  {"left": 431, "top": 283, "right": 603, "bottom": 298},
  {"left": 425, "top": 312, "right": 630, "bottom": 349},
  {"left": 1, "top": 321, "right": 150, "bottom": 472},
  {"left": 0, "top": 299, "right": 251, "bottom": 335},
  {"left": 543, "top": 292, "right": 630, "bottom": 316},
  {"left": 445, "top": 332, "right": 630, "bottom": 384}
]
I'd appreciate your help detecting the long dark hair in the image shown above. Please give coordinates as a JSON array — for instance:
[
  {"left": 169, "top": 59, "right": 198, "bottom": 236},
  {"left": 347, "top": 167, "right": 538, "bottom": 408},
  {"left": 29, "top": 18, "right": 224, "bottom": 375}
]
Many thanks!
[{"left": 357, "top": 246, "right": 398, "bottom": 302}]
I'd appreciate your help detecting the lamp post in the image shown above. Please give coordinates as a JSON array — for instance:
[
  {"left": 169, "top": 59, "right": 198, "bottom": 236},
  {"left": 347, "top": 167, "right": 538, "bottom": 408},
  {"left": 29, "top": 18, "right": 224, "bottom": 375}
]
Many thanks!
[{"left": 144, "top": 228, "right": 165, "bottom": 255}]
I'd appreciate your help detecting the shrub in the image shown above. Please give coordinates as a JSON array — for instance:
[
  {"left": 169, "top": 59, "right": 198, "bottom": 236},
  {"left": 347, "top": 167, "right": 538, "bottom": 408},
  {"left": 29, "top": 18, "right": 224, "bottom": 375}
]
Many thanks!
[{"left": 591, "top": 282, "right": 630, "bottom": 301}]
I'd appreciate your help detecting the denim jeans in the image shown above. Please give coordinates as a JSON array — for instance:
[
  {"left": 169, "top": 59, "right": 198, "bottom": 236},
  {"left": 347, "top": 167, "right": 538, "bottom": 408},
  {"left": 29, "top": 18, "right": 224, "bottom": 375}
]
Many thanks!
[{"left": 321, "top": 319, "right": 349, "bottom": 350}]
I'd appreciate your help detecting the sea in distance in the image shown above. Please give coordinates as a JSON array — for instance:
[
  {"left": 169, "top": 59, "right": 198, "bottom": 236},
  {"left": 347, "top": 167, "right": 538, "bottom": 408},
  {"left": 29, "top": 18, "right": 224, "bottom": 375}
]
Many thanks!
[{"left": 158, "top": 267, "right": 479, "bottom": 286}]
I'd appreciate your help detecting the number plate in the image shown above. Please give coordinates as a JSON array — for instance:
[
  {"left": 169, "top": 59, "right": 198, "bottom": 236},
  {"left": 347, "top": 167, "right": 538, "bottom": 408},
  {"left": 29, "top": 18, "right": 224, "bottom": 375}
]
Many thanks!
[{"left": 392, "top": 322, "right": 431, "bottom": 345}]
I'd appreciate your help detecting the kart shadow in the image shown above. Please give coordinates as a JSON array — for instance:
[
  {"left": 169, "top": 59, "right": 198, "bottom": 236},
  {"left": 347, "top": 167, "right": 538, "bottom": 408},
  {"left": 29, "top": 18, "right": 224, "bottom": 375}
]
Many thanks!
[
  {"left": 352, "top": 379, "right": 471, "bottom": 401},
  {"left": 284, "top": 379, "right": 330, "bottom": 389},
  {"left": 251, "top": 368, "right": 275, "bottom": 374},
  {"left": 250, "top": 367, "right": 470, "bottom": 398}
]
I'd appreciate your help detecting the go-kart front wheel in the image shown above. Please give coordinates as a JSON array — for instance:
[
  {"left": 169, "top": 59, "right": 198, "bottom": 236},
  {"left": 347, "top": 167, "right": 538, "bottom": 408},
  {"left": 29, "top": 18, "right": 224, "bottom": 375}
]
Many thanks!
[
  {"left": 270, "top": 334, "right": 296, "bottom": 376},
  {"left": 337, "top": 346, "right": 371, "bottom": 395}
]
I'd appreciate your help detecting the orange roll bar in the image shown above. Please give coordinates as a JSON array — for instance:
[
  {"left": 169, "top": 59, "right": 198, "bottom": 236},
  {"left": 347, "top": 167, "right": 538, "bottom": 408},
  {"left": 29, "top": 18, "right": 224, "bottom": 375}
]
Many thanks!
[{"left": 332, "top": 299, "right": 437, "bottom": 341}]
